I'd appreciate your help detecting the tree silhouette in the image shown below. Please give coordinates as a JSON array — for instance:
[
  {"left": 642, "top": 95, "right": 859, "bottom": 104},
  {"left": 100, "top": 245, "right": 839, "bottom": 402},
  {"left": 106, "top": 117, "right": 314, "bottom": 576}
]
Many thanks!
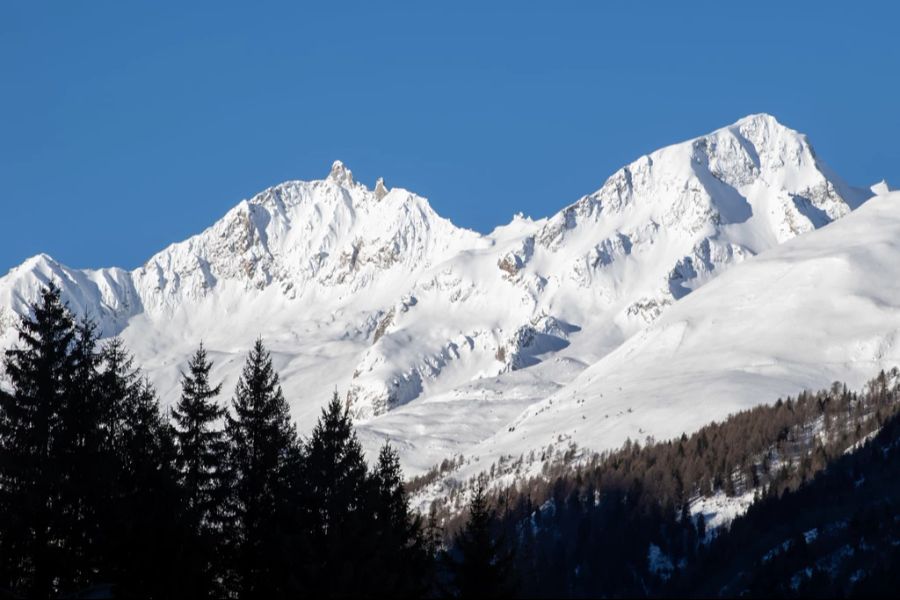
[
  {"left": 448, "top": 482, "right": 516, "bottom": 598},
  {"left": 226, "top": 339, "right": 298, "bottom": 598},
  {"left": 300, "top": 392, "right": 372, "bottom": 596},
  {"left": 370, "top": 443, "right": 430, "bottom": 597},
  {"left": 172, "top": 343, "right": 228, "bottom": 599},
  {"left": 0, "top": 284, "right": 78, "bottom": 597}
]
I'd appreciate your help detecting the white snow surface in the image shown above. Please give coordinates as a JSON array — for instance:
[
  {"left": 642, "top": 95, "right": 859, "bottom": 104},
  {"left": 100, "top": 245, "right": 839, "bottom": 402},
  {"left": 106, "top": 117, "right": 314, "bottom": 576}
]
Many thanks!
[
  {"left": 469, "top": 187, "right": 900, "bottom": 482},
  {"left": 691, "top": 491, "right": 757, "bottom": 537},
  {"left": 0, "top": 114, "right": 879, "bottom": 477}
]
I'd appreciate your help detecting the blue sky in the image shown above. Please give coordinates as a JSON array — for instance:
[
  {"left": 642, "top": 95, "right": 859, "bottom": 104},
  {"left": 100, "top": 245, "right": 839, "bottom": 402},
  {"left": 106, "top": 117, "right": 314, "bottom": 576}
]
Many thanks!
[{"left": 2, "top": 1, "right": 898, "bottom": 270}]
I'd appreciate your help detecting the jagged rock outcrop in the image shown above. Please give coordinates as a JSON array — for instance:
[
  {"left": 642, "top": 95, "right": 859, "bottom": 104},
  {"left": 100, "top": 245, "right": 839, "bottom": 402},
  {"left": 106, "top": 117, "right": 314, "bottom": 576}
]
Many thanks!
[{"left": 0, "top": 114, "right": 871, "bottom": 428}]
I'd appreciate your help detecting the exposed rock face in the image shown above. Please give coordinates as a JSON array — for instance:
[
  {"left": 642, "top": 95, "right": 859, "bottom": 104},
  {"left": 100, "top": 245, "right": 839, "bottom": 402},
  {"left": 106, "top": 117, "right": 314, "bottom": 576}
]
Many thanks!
[
  {"left": 328, "top": 159, "right": 354, "bottom": 186},
  {"left": 0, "top": 115, "right": 870, "bottom": 425},
  {"left": 497, "top": 237, "right": 535, "bottom": 279},
  {"left": 374, "top": 177, "right": 389, "bottom": 201}
]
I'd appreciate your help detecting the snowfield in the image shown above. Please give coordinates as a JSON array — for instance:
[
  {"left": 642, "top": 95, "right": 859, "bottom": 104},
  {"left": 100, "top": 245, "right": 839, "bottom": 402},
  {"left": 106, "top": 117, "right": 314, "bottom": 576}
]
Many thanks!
[
  {"left": 1, "top": 114, "right": 890, "bottom": 483},
  {"left": 450, "top": 185, "right": 900, "bottom": 488}
]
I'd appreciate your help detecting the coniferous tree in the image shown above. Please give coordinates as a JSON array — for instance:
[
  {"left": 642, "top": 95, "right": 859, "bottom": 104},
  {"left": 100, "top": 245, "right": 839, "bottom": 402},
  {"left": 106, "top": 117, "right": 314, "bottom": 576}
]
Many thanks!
[
  {"left": 370, "top": 443, "right": 430, "bottom": 597},
  {"left": 300, "top": 392, "right": 371, "bottom": 596},
  {"left": 56, "top": 318, "right": 107, "bottom": 591},
  {"left": 424, "top": 502, "right": 444, "bottom": 559},
  {"left": 0, "top": 284, "right": 77, "bottom": 598},
  {"left": 226, "top": 339, "right": 299, "bottom": 599},
  {"left": 99, "top": 338, "right": 183, "bottom": 598},
  {"left": 172, "top": 344, "right": 228, "bottom": 599},
  {"left": 448, "top": 482, "right": 516, "bottom": 599}
]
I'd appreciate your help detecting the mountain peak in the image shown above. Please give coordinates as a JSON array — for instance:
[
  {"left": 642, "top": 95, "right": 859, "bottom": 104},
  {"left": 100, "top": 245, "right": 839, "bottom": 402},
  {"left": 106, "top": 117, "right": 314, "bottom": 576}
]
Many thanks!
[
  {"left": 16, "top": 253, "right": 62, "bottom": 275},
  {"left": 25, "top": 252, "right": 56, "bottom": 266},
  {"left": 727, "top": 113, "right": 805, "bottom": 144},
  {"left": 733, "top": 112, "right": 783, "bottom": 128},
  {"left": 374, "top": 177, "right": 389, "bottom": 200},
  {"left": 328, "top": 160, "right": 354, "bottom": 186},
  {"left": 727, "top": 113, "right": 809, "bottom": 152},
  {"left": 872, "top": 180, "right": 893, "bottom": 195},
  {"left": 0, "top": 117, "right": 873, "bottom": 447}
]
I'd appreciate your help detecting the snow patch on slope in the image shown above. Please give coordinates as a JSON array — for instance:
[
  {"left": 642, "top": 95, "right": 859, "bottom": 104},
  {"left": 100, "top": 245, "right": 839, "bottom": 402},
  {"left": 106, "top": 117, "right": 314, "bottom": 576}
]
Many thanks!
[
  {"left": 467, "top": 191, "right": 900, "bottom": 481},
  {"left": 0, "top": 115, "right": 873, "bottom": 475}
]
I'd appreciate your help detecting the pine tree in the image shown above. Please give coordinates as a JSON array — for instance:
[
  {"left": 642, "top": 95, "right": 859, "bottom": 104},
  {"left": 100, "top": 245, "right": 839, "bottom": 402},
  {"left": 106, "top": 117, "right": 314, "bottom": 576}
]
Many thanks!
[
  {"left": 447, "top": 482, "right": 516, "bottom": 599},
  {"left": 56, "top": 318, "right": 108, "bottom": 591},
  {"left": 424, "top": 502, "right": 444, "bottom": 558},
  {"left": 370, "top": 443, "right": 430, "bottom": 597},
  {"left": 226, "top": 339, "right": 298, "bottom": 599},
  {"left": 300, "top": 392, "right": 371, "bottom": 596},
  {"left": 119, "top": 382, "right": 183, "bottom": 599},
  {"left": 99, "top": 339, "right": 183, "bottom": 599},
  {"left": 0, "top": 284, "right": 77, "bottom": 597},
  {"left": 172, "top": 343, "right": 228, "bottom": 599},
  {"left": 96, "top": 337, "right": 135, "bottom": 452}
]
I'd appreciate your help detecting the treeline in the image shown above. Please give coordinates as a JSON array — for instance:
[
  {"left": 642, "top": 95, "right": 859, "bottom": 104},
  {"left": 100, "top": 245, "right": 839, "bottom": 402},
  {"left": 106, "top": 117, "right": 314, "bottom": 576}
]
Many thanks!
[
  {"left": 443, "top": 368, "right": 900, "bottom": 597},
  {"left": 0, "top": 286, "right": 455, "bottom": 599},
  {"left": 680, "top": 387, "right": 900, "bottom": 596},
  {"left": 3, "top": 284, "right": 899, "bottom": 598}
]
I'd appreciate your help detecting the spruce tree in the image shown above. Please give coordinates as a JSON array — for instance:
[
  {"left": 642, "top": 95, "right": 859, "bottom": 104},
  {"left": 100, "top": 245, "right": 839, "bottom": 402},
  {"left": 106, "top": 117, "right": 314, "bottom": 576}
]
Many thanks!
[
  {"left": 301, "top": 392, "right": 371, "bottom": 596},
  {"left": 370, "top": 443, "right": 430, "bottom": 597},
  {"left": 424, "top": 502, "right": 444, "bottom": 559},
  {"left": 0, "top": 284, "right": 77, "bottom": 597},
  {"left": 226, "top": 338, "right": 298, "bottom": 599},
  {"left": 56, "top": 318, "right": 108, "bottom": 591},
  {"left": 99, "top": 339, "right": 182, "bottom": 599},
  {"left": 96, "top": 337, "right": 135, "bottom": 451},
  {"left": 448, "top": 482, "right": 516, "bottom": 599},
  {"left": 172, "top": 343, "right": 228, "bottom": 599}
]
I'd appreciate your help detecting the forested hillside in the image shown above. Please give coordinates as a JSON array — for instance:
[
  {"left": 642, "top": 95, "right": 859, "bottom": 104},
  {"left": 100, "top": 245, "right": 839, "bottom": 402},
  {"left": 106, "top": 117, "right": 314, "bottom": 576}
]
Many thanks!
[
  {"left": 0, "top": 286, "right": 430, "bottom": 599},
  {"left": 457, "top": 370, "right": 900, "bottom": 597},
  {"left": 1, "top": 285, "right": 897, "bottom": 598}
]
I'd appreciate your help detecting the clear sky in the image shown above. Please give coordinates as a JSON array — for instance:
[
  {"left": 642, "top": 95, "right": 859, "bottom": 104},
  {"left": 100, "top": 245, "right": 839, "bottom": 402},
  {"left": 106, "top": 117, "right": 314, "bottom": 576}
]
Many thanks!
[{"left": 2, "top": 1, "right": 898, "bottom": 270}]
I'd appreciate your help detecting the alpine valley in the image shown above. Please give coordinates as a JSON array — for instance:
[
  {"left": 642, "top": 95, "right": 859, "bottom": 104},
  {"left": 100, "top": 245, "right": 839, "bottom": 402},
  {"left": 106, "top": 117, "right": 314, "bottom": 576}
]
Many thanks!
[{"left": 2, "top": 113, "right": 897, "bottom": 491}]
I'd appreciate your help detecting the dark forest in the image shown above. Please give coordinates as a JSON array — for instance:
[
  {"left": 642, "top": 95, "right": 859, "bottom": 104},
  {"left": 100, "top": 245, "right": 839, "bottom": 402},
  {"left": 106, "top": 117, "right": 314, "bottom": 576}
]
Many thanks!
[{"left": 1, "top": 285, "right": 897, "bottom": 599}]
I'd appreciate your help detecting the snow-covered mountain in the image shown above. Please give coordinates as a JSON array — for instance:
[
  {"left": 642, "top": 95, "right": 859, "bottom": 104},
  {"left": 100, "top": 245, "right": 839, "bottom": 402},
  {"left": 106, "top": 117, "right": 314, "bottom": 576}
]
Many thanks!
[
  {"left": 459, "top": 183, "right": 900, "bottom": 487},
  {"left": 0, "top": 114, "right": 873, "bottom": 475}
]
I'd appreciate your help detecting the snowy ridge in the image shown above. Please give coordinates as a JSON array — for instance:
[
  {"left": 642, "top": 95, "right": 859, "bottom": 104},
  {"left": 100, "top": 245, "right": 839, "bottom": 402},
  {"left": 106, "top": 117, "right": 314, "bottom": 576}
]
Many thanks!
[
  {"left": 0, "top": 254, "right": 140, "bottom": 337},
  {"left": 349, "top": 114, "right": 866, "bottom": 423},
  {"left": 133, "top": 160, "right": 482, "bottom": 312},
  {"left": 0, "top": 115, "right": 874, "bottom": 475},
  {"left": 466, "top": 186, "right": 900, "bottom": 484}
]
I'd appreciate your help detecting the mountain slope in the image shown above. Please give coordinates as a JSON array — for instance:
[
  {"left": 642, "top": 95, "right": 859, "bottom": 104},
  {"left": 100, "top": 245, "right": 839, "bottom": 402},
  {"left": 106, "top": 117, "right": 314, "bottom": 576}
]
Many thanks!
[
  {"left": 467, "top": 186, "right": 900, "bottom": 480},
  {"left": 132, "top": 160, "right": 482, "bottom": 313},
  {"left": 354, "top": 114, "right": 871, "bottom": 470},
  {"left": 0, "top": 115, "right": 870, "bottom": 471},
  {"left": 351, "top": 114, "right": 866, "bottom": 422}
]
